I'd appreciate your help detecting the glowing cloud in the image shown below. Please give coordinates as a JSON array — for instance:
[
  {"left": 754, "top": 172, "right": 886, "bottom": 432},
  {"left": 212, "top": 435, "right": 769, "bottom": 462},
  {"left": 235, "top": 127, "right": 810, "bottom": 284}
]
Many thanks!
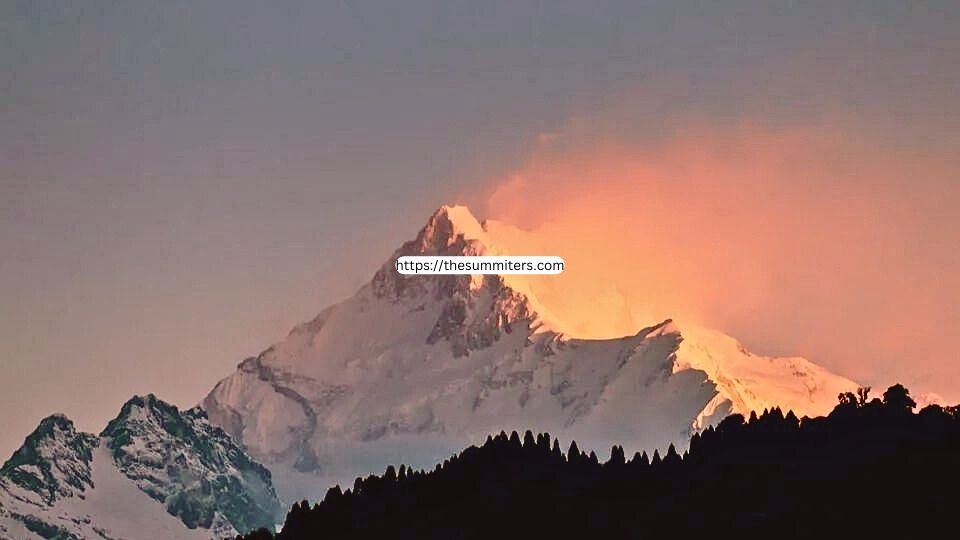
[{"left": 479, "top": 122, "right": 960, "bottom": 398}]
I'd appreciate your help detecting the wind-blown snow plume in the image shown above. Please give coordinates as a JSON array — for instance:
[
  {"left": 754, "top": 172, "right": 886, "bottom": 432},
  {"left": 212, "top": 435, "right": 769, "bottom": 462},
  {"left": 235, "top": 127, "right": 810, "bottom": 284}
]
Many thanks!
[{"left": 480, "top": 123, "right": 960, "bottom": 397}]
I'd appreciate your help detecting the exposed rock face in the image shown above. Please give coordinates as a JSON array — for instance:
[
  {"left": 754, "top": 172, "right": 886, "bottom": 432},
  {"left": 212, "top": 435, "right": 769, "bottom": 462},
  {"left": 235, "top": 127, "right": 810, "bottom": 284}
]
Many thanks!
[
  {"left": 101, "top": 394, "right": 282, "bottom": 534},
  {"left": 0, "top": 415, "right": 97, "bottom": 506},
  {"left": 0, "top": 395, "right": 283, "bottom": 539}
]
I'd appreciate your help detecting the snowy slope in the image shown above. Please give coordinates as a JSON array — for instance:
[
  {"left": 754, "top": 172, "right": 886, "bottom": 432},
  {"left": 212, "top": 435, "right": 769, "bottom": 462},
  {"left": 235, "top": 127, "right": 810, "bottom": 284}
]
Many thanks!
[
  {"left": 0, "top": 396, "right": 282, "bottom": 540},
  {"left": 203, "top": 205, "right": 859, "bottom": 503},
  {"left": 0, "top": 443, "right": 213, "bottom": 540}
]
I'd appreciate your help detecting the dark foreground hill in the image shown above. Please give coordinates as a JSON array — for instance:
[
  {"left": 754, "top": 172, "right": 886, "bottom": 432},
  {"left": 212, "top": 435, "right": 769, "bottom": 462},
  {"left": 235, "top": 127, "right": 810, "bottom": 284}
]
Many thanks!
[{"left": 239, "top": 384, "right": 957, "bottom": 539}]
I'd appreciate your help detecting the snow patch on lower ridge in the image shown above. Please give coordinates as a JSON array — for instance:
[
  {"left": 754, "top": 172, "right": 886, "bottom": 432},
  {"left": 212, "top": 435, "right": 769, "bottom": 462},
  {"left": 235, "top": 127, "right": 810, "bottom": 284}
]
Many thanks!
[
  {"left": 203, "top": 205, "right": 859, "bottom": 504},
  {"left": 672, "top": 323, "right": 858, "bottom": 426}
]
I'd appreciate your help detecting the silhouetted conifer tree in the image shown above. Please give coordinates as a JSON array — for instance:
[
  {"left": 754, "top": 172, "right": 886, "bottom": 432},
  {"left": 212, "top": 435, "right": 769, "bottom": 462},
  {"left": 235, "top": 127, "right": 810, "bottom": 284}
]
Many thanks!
[
  {"left": 523, "top": 430, "right": 536, "bottom": 448},
  {"left": 568, "top": 440, "right": 581, "bottom": 462},
  {"left": 608, "top": 445, "right": 625, "bottom": 467}
]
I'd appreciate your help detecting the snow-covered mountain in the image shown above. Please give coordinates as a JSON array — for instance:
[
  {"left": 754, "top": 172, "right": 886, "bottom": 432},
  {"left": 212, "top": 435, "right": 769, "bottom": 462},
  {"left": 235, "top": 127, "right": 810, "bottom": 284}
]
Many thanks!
[
  {"left": 203, "top": 205, "right": 858, "bottom": 503},
  {"left": 0, "top": 395, "right": 282, "bottom": 540}
]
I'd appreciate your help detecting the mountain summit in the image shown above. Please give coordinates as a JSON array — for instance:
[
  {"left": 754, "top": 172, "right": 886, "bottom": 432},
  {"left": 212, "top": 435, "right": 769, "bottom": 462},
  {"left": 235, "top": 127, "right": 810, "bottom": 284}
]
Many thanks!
[
  {"left": 203, "top": 204, "right": 858, "bottom": 503},
  {"left": 410, "top": 204, "right": 489, "bottom": 253}
]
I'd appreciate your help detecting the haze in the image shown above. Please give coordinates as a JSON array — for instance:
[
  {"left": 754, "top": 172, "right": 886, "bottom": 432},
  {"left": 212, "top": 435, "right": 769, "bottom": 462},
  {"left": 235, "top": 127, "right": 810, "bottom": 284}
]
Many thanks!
[{"left": 1, "top": 1, "right": 958, "bottom": 460}]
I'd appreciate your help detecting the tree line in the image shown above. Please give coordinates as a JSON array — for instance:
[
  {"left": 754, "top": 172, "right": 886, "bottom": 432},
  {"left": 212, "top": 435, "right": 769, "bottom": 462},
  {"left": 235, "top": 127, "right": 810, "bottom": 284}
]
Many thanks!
[{"left": 239, "top": 384, "right": 958, "bottom": 539}]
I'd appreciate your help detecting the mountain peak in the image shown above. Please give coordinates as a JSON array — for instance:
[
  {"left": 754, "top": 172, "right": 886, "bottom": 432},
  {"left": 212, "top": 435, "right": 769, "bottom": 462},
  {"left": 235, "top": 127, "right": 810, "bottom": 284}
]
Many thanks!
[
  {"left": 34, "top": 413, "right": 76, "bottom": 433},
  {"left": 370, "top": 205, "right": 497, "bottom": 302},
  {"left": 431, "top": 204, "right": 485, "bottom": 235},
  {"left": 102, "top": 394, "right": 184, "bottom": 437},
  {"left": 0, "top": 412, "right": 97, "bottom": 505},
  {"left": 203, "top": 203, "right": 860, "bottom": 507},
  {"left": 119, "top": 393, "right": 170, "bottom": 412},
  {"left": 413, "top": 204, "right": 488, "bottom": 254}
]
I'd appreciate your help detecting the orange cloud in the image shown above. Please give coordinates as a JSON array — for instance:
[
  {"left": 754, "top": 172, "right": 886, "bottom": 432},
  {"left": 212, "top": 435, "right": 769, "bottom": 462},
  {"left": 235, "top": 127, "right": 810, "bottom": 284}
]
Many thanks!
[{"left": 480, "top": 122, "right": 960, "bottom": 398}]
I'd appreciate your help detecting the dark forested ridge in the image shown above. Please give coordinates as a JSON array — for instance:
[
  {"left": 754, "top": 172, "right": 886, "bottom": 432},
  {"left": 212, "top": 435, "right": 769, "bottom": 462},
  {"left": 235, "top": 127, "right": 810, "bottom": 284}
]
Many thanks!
[{"left": 239, "top": 385, "right": 958, "bottom": 539}]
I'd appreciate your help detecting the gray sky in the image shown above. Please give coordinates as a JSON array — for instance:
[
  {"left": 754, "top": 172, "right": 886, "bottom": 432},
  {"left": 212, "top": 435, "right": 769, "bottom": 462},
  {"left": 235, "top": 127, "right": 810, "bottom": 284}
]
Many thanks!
[{"left": 2, "top": 1, "right": 958, "bottom": 459}]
